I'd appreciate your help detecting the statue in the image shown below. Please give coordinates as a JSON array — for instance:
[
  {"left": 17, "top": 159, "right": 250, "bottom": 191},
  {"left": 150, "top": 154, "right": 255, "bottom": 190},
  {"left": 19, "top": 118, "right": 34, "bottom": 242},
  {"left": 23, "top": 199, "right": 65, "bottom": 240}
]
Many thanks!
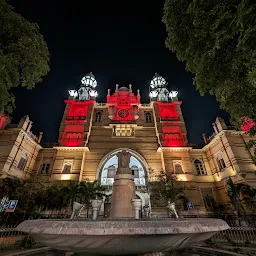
[
  {"left": 78, "top": 86, "right": 90, "bottom": 101},
  {"left": 70, "top": 202, "right": 85, "bottom": 220},
  {"left": 167, "top": 200, "right": 179, "bottom": 219},
  {"left": 116, "top": 150, "right": 132, "bottom": 174},
  {"left": 117, "top": 150, "right": 131, "bottom": 168}
]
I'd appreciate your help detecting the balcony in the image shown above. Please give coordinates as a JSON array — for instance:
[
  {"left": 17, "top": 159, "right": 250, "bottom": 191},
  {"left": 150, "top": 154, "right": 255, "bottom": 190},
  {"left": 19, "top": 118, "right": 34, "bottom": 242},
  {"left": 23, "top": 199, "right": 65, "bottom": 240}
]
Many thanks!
[
  {"left": 160, "top": 117, "right": 179, "bottom": 122},
  {"left": 109, "top": 120, "right": 137, "bottom": 124},
  {"left": 27, "top": 131, "right": 37, "bottom": 141},
  {"left": 66, "top": 116, "right": 86, "bottom": 120}
]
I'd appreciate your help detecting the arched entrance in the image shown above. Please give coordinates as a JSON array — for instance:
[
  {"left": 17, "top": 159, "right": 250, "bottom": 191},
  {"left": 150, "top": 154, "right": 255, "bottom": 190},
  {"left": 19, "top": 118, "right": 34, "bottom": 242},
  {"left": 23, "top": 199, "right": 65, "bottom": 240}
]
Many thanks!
[
  {"left": 97, "top": 149, "right": 150, "bottom": 217},
  {"left": 96, "top": 148, "right": 149, "bottom": 187}
]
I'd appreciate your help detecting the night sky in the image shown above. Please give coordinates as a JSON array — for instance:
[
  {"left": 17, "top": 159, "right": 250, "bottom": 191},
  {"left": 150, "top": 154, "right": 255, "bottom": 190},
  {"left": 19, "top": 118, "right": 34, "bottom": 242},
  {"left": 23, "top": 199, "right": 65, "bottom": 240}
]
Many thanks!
[{"left": 10, "top": 0, "right": 229, "bottom": 145}]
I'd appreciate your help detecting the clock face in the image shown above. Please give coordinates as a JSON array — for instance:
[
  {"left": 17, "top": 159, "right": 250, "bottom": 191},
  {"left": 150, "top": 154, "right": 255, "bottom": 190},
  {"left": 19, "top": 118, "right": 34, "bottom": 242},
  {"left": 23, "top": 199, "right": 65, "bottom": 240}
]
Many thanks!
[{"left": 118, "top": 109, "right": 129, "bottom": 118}]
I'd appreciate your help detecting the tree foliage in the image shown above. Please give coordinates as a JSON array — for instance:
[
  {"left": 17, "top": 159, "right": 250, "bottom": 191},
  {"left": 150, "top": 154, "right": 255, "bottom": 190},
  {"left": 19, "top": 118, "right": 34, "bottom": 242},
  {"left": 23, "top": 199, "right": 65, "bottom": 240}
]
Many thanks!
[
  {"left": 226, "top": 178, "right": 256, "bottom": 214},
  {"left": 149, "top": 170, "right": 186, "bottom": 204},
  {"left": 0, "top": 0, "right": 49, "bottom": 113},
  {"left": 163, "top": 0, "right": 256, "bottom": 123},
  {"left": 0, "top": 178, "right": 105, "bottom": 224}
]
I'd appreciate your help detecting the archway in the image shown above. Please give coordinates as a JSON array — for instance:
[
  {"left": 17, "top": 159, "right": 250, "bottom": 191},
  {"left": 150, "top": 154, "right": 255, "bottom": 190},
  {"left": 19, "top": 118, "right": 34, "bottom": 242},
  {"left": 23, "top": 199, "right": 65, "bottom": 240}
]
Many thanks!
[{"left": 96, "top": 148, "right": 149, "bottom": 187}]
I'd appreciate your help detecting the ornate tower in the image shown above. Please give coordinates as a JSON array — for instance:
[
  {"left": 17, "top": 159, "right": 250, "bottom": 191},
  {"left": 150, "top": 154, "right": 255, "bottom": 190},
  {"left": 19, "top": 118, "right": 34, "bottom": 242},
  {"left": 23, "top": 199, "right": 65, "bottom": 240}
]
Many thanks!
[
  {"left": 149, "top": 73, "right": 187, "bottom": 147},
  {"left": 107, "top": 84, "right": 140, "bottom": 122},
  {"left": 58, "top": 73, "right": 98, "bottom": 147}
]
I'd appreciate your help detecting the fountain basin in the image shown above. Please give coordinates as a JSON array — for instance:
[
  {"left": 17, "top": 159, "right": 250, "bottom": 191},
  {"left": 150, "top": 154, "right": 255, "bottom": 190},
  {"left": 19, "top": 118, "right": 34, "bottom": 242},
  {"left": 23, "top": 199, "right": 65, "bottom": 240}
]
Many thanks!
[{"left": 16, "top": 218, "right": 229, "bottom": 255}]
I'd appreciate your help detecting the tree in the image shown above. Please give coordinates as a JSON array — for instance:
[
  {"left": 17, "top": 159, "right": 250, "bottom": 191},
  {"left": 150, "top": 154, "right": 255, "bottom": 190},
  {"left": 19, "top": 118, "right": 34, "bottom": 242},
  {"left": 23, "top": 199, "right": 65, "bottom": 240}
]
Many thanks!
[
  {"left": 0, "top": 0, "right": 50, "bottom": 113},
  {"left": 149, "top": 170, "right": 186, "bottom": 206},
  {"left": 226, "top": 178, "right": 256, "bottom": 215},
  {"left": 0, "top": 177, "right": 21, "bottom": 198},
  {"left": 78, "top": 181, "right": 106, "bottom": 217},
  {"left": 163, "top": 0, "right": 256, "bottom": 125}
]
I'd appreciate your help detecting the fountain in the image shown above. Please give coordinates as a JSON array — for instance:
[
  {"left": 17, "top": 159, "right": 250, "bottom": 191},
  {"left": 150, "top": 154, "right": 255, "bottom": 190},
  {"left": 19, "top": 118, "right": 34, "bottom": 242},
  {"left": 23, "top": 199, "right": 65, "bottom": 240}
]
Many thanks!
[{"left": 16, "top": 150, "right": 229, "bottom": 255}]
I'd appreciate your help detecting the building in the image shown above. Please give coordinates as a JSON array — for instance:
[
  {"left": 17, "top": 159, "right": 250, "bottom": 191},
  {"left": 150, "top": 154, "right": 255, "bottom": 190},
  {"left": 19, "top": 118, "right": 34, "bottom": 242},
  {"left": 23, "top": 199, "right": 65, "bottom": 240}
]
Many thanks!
[
  {"left": 0, "top": 114, "right": 42, "bottom": 180},
  {"left": 0, "top": 73, "right": 255, "bottom": 213}
]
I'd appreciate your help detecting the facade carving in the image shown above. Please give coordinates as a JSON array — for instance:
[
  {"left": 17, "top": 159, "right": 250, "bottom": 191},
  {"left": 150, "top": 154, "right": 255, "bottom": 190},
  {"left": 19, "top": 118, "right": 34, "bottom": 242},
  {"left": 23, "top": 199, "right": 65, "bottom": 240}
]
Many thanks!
[{"left": 0, "top": 73, "right": 256, "bottom": 214}]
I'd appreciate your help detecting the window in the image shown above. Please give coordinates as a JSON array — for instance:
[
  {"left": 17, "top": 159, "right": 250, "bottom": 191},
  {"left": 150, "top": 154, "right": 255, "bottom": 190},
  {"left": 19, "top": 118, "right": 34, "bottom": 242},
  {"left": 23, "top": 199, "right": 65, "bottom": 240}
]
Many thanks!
[
  {"left": 217, "top": 156, "right": 226, "bottom": 171},
  {"left": 62, "top": 160, "right": 73, "bottom": 174},
  {"left": 145, "top": 112, "right": 152, "bottom": 123},
  {"left": 62, "top": 164, "right": 72, "bottom": 174},
  {"left": 17, "top": 154, "right": 27, "bottom": 171},
  {"left": 39, "top": 163, "right": 50, "bottom": 174},
  {"left": 131, "top": 165, "right": 139, "bottom": 178},
  {"left": 74, "top": 108, "right": 85, "bottom": 117},
  {"left": 194, "top": 159, "right": 207, "bottom": 175},
  {"left": 107, "top": 165, "right": 116, "bottom": 178},
  {"left": 95, "top": 111, "right": 102, "bottom": 122},
  {"left": 174, "top": 164, "right": 183, "bottom": 174}
]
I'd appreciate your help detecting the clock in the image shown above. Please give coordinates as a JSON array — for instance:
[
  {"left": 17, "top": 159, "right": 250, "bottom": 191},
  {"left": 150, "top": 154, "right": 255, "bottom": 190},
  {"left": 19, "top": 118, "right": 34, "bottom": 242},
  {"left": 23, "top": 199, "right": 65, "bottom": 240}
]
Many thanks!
[{"left": 118, "top": 109, "right": 129, "bottom": 118}]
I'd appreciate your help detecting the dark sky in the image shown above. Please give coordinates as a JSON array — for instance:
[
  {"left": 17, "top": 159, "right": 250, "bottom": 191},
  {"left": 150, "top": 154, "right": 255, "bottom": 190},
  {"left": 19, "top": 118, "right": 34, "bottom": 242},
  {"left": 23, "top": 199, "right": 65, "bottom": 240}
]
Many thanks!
[{"left": 10, "top": 0, "right": 229, "bottom": 144}]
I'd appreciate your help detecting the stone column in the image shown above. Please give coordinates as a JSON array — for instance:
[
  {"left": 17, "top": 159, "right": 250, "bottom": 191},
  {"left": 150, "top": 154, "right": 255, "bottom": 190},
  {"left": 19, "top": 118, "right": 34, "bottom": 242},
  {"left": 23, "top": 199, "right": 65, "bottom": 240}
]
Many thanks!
[
  {"left": 109, "top": 174, "right": 135, "bottom": 218},
  {"left": 109, "top": 150, "right": 136, "bottom": 218}
]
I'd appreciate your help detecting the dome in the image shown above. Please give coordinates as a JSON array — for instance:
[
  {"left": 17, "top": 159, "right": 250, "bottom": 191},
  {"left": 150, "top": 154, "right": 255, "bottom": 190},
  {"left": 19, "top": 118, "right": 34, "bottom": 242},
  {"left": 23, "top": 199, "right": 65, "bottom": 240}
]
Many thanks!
[
  {"left": 150, "top": 73, "right": 167, "bottom": 88},
  {"left": 118, "top": 86, "right": 129, "bottom": 91},
  {"left": 81, "top": 72, "right": 97, "bottom": 88}
]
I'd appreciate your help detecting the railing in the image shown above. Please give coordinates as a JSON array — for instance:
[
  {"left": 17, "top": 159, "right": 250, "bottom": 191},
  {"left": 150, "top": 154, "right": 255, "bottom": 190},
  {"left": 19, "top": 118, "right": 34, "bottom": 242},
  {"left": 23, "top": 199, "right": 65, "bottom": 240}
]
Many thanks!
[
  {"left": 211, "top": 227, "right": 256, "bottom": 244},
  {"left": 41, "top": 142, "right": 59, "bottom": 148},
  {"left": 27, "top": 131, "right": 37, "bottom": 141},
  {"left": 160, "top": 117, "right": 179, "bottom": 122},
  {"left": 110, "top": 120, "right": 137, "bottom": 124},
  {"left": 0, "top": 225, "right": 26, "bottom": 249},
  {"left": 66, "top": 116, "right": 86, "bottom": 120},
  {"left": 226, "top": 126, "right": 236, "bottom": 130}
]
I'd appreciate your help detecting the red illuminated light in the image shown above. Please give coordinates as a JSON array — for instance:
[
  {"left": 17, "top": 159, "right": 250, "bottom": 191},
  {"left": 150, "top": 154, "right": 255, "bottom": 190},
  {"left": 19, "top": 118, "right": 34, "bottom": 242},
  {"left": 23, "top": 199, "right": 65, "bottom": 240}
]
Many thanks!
[{"left": 60, "top": 100, "right": 94, "bottom": 146}]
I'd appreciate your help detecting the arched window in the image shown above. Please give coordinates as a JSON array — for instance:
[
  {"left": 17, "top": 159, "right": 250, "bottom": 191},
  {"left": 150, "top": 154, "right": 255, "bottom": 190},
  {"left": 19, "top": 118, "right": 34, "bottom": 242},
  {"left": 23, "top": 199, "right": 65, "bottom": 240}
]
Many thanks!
[
  {"left": 107, "top": 165, "right": 116, "bottom": 178},
  {"left": 95, "top": 111, "right": 102, "bottom": 122},
  {"left": 17, "top": 153, "right": 28, "bottom": 171},
  {"left": 216, "top": 155, "right": 226, "bottom": 171},
  {"left": 74, "top": 108, "right": 85, "bottom": 117},
  {"left": 174, "top": 164, "right": 183, "bottom": 174},
  {"left": 194, "top": 159, "right": 207, "bottom": 175},
  {"left": 145, "top": 112, "right": 152, "bottom": 123},
  {"left": 62, "top": 160, "right": 72, "bottom": 174},
  {"left": 131, "top": 165, "right": 139, "bottom": 178}
]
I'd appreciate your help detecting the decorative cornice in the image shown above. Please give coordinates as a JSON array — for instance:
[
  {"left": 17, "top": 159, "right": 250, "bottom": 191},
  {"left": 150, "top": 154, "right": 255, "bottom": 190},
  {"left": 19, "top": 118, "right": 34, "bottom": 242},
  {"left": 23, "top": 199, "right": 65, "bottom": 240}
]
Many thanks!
[
  {"left": 19, "top": 130, "right": 42, "bottom": 149},
  {"left": 0, "top": 128, "right": 20, "bottom": 135},
  {"left": 40, "top": 148, "right": 58, "bottom": 152},
  {"left": 201, "top": 129, "right": 246, "bottom": 151},
  {"left": 158, "top": 147, "right": 192, "bottom": 152},
  {"left": 190, "top": 148, "right": 205, "bottom": 153},
  {"left": 53, "top": 146, "right": 89, "bottom": 152}
]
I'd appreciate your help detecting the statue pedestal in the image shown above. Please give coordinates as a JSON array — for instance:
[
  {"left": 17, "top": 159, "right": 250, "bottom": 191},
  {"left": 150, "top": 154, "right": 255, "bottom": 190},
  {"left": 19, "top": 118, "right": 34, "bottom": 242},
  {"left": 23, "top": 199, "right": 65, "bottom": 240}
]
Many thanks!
[{"left": 109, "top": 174, "right": 135, "bottom": 218}]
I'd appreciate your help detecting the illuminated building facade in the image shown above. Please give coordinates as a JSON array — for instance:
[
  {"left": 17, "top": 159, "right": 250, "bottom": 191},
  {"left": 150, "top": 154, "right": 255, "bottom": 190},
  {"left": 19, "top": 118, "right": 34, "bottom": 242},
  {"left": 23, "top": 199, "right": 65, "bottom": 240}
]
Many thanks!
[{"left": 0, "top": 73, "right": 256, "bottom": 214}]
